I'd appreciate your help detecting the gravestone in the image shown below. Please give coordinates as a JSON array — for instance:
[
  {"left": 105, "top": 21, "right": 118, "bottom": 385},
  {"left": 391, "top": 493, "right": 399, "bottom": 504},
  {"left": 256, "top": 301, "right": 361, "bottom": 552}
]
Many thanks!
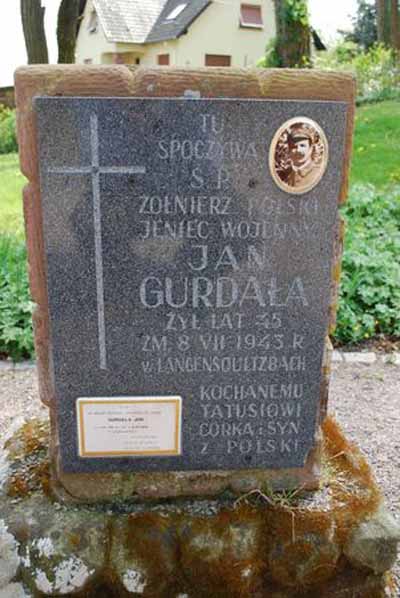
[
  {"left": 9, "top": 67, "right": 400, "bottom": 598},
  {"left": 15, "top": 66, "right": 355, "bottom": 501}
]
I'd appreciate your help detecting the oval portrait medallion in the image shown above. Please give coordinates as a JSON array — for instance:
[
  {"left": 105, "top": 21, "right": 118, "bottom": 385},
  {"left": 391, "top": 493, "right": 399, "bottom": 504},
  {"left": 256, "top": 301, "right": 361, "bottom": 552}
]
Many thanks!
[{"left": 269, "top": 117, "right": 329, "bottom": 194}]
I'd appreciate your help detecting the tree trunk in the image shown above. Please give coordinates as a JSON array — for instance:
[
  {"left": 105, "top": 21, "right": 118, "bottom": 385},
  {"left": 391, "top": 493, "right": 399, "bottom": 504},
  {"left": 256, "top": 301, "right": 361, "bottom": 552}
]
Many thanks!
[
  {"left": 390, "top": 0, "right": 400, "bottom": 49},
  {"left": 376, "top": 0, "right": 385, "bottom": 41},
  {"left": 57, "top": 0, "right": 80, "bottom": 63},
  {"left": 20, "top": 0, "right": 49, "bottom": 64},
  {"left": 274, "top": 0, "right": 311, "bottom": 68},
  {"left": 376, "top": 0, "right": 396, "bottom": 45}
]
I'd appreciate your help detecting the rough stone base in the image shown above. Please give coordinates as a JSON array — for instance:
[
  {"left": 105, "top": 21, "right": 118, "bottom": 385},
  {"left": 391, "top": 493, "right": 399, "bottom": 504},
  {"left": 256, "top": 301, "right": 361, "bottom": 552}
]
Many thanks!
[{"left": 0, "top": 417, "right": 399, "bottom": 597}]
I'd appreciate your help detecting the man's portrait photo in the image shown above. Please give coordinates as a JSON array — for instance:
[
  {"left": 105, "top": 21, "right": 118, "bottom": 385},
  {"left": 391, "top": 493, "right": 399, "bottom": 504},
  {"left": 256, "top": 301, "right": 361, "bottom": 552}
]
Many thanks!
[{"left": 269, "top": 117, "right": 329, "bottom": 194}]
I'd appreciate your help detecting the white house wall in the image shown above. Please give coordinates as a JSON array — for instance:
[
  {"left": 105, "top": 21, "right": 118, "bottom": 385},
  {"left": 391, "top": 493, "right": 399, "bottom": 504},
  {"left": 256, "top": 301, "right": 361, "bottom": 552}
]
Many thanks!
[
  {"left": 142, "top": 0, "right": 275, "bottom": 67},
  {"left": 137, "top": 39, "right": 179, "bottom": 66}
]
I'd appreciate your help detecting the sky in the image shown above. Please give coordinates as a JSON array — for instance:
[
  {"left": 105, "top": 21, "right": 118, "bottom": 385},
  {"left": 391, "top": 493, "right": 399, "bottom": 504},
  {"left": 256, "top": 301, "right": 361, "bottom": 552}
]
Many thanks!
[{"left": 1, "top": 0, "right": 358, "bottom": 87}]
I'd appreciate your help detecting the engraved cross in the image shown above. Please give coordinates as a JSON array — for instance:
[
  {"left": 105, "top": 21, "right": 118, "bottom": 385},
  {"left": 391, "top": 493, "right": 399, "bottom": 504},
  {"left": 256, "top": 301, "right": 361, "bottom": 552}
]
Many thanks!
[{"left": 47, "top": 113, "right": 146, "bottom": 371}]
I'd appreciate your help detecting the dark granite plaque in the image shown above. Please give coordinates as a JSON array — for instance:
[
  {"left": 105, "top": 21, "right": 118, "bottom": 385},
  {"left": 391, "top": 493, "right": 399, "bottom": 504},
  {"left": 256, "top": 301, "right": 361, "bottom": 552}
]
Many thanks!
[{"left": 35, "top": 97, "right": 347, "bottom": 474}]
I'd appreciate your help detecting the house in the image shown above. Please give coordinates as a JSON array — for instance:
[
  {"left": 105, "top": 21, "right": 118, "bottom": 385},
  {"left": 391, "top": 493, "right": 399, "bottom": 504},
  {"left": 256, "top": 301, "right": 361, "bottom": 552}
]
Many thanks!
[{"left": 75, "top": 0, "right": 276, "bottom": 68}]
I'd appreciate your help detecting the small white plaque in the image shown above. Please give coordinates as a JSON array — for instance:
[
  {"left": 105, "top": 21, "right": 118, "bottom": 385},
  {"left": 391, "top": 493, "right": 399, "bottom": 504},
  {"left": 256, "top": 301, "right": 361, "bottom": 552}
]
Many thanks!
[{"left": 77, "top": 396, "right": 182, "bottom": 457}]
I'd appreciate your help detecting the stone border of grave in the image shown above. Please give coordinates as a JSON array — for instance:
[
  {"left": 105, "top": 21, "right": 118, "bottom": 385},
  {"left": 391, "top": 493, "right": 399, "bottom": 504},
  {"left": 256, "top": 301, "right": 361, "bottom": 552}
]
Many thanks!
[
  {"left": 1, "top": 352, "right": 399, "bottom": 372},
  {"left": 1, "top": 416, "right": 399, "bottom": 597},
  {"left": 332, "top": 352, "right": 400, "bottom": 365}
]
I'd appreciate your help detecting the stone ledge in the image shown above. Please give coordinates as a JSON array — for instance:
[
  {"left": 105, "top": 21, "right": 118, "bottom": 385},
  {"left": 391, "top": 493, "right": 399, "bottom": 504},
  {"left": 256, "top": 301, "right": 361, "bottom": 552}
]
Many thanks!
[
  {"left": 0, "top": 417, "right": 398, "bottom": 597},
  {"left": 342, "top": 352, "right": 377, "bottom": 364},
  {"left": 0, "top": 362, "right": 36, "bottom": 371}
]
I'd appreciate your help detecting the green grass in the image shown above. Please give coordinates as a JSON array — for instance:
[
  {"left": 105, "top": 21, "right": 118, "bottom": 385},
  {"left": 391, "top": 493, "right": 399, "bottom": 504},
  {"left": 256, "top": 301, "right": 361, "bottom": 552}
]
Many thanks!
[
  {"left": 351, "top": 100, "right": 400, "bottom": 187},
  {"left": 0, "top": 153, "right": 25, "bottom": 236}
]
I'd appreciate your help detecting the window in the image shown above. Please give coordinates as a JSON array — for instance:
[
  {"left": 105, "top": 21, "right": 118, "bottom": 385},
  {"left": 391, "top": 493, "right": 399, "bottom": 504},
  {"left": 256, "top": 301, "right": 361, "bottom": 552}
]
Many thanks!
[
  {"left": 83, "top": 59, "right": 93, "bottom": 64},
  {"left": 239, "top": 4, "right": 263, "bottom": 28},
  {"left": 87, "top": 10, "right": 98, "bottom": 33},
  {"left": 158, "top": 54, "right": 170, "bottom": 65},
  {"left": 205, "top": 54, "right": 231, "bottom": 67},
  {"left": 166, "top": 4, "right": 187, "bottom": 20}
]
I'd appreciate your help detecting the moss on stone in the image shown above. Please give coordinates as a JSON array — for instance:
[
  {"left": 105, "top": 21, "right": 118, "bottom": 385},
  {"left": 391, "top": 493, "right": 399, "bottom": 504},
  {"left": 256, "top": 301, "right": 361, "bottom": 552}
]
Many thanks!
[{"left": 4, "top": 418, "right": 50, "bottom": 500}]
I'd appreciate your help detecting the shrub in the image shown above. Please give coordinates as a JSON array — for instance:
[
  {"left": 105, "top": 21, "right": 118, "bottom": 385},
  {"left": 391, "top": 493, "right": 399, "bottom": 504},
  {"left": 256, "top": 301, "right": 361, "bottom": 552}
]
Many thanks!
[
  {"left": 257, "top": 38, "right": 281, "bottom": 68},
  {"left": 315, "top": 43, "right": 400, "bottom": 105},
  {"left": 333, "top": 41, "right": 360, "bottom": 64},
  {"left": 0, "top": 235, "right": 34, "bottom": 360},
  {"left": 334, "top": 185, "right": 400, "bottom": 344},
  {"left": 0, "top": 105, "right": 18, "bottom": 154}
]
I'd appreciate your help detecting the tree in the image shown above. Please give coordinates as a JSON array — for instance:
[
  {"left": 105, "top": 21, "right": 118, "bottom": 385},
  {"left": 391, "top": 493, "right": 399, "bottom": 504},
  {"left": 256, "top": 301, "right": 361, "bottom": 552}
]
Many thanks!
[
  {"left": 273, "top": 0, "right": 311, "bottom": 67},
  {"left": 21, "top": 0, "right": 82, "bottom": 65},
  {"left": 57, "top": 0, "right": 81, "bottom": 63},
  {"left": 345, "top": 0, "right": 377, "bottom": 50},
  {"left": 20, "top": 0, "right": 49, "bottom": 64}
]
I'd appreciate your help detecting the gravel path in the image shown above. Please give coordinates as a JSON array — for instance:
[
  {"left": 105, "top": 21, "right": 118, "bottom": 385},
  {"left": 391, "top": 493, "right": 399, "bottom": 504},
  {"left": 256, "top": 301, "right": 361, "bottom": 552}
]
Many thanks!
[
  {"left": 0, "top": 367, "right": 47, "bottom": 439},
  {"left": 329, "top": 361, "right": 400, "bottom": 593},
  {"left": 0, "top": 362, "right": 399, "bottom": 591}
]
